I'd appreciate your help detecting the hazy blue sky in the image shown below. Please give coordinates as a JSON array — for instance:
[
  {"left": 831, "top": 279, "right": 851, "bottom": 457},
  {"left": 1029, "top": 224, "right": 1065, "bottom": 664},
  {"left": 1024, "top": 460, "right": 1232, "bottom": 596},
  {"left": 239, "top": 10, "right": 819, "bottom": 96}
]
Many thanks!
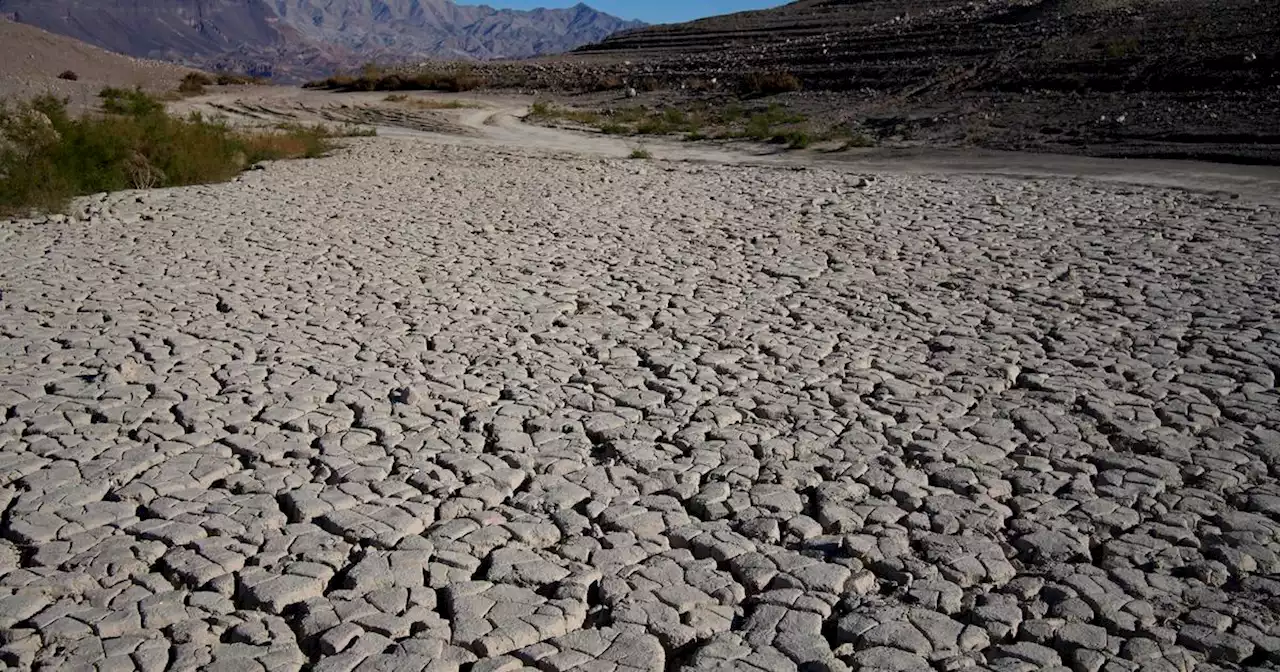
[{"left": 459, "top": 1, "right": 785, "bottom": 24}]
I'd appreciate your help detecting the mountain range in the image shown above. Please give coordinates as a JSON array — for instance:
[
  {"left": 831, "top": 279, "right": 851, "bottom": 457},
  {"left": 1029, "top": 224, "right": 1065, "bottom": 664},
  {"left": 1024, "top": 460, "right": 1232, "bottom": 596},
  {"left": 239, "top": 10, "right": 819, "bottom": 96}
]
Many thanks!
[{"left": 0, "top": 0, "right": 645, "bottom": 80}]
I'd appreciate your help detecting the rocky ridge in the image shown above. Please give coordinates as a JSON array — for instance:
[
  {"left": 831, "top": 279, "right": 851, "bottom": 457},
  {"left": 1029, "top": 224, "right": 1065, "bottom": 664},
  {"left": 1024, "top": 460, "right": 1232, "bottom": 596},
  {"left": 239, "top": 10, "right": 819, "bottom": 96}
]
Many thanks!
[
  {"left": 566, "top": 0, "right": 1280, "bottom": 162},
  {"left": 0, "top": 0, "right": 644, "bottom": 80}
]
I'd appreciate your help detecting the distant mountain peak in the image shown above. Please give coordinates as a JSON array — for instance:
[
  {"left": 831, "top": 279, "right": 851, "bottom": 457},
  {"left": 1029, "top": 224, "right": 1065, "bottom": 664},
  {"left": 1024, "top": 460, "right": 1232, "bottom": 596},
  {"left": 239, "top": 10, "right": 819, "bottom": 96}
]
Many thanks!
[{"left": 0, "top": 0, "right": 645, "bottom": 80}]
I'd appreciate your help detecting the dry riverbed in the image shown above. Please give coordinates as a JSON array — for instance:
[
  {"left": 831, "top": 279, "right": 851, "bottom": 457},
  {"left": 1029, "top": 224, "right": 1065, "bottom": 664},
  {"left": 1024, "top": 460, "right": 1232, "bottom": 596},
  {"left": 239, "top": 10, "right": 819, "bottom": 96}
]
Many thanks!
[{"left": 1, "top": 131, "right": 1278, "bottom": 671}]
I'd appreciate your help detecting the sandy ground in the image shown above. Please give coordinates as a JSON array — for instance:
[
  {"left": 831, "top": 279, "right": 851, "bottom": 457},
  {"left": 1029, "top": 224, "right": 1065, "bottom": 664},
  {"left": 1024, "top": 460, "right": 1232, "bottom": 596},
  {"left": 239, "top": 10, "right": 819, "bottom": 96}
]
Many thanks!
[
  {"left": 0, "top": 19, "right": 195, "bottom": 112},
  {"left": 1, "top": 89, "right": 1279, "bottom": 671},
  {"left": 172, "top": 88, "right": 1280, "bottom": 203}
]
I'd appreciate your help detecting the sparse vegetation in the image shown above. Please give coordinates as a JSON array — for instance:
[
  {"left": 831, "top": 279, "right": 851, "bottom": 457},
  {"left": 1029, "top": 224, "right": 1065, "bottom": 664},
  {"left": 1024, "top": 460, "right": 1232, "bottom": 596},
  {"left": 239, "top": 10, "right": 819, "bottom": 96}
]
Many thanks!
[
  {"left": 214, "top": 72, "right": 267, "bottom": 86},
  {"left": 305, "top": 65, "right": 486, "bottom": 93},
  {"left": 528, "top": 100, "right": 834, "bottom": 149},
  {"left": 583, "top": 74, "right": 625, "bottom": 92},
  {"left": 628, "top": 146, "right": 652, "bottom": 159},
  {"left": 179, "top": 72, "right": 214, "bottom": 95},
  {"left": 841, "top": 132, "right": 878, "bottom": 149},
  {"left": 780, "top": 130, "right": 812, "bottom": 149},
  {"left": 385, "top": 94, "right": 480, "bottom": 110},
  {"left": 99, "top": 87, "right": 165, "bottom": 116},
  {"left": 636, "top": 76, "right": 661, "bottom": 93},
  {"left": 740, "top": 71, "right": 802, "bottom": 96},
  {"left": 0, "top": 91, "right": 362, "bottom": 216},
  {"left": 732, "top": 104, "right": 808, "bottom": 141},
  {"left": 57, "top": 70, "right": 79, "bottom": 81}
]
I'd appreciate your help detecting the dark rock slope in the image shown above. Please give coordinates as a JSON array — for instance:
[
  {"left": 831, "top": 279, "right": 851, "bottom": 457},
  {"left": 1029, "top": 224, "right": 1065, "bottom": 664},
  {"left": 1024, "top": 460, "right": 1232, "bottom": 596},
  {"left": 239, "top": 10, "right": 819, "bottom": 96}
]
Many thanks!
[{"left": 578, "top": 0, "right": 1280, "bottom": 162}]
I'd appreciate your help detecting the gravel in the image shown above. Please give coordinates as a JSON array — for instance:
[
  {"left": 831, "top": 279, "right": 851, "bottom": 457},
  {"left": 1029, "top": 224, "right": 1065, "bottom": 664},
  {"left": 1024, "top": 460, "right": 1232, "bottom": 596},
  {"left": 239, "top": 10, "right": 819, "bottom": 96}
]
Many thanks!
[{"left": 1, "top": 136, "right": 1278, "bottom": 671}]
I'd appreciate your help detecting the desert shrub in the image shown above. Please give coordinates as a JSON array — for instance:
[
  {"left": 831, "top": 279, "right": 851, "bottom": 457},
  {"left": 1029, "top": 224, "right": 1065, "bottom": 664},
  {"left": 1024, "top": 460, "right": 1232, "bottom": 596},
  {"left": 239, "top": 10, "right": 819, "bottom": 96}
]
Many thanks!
[
  {"left": 305, "top": 68, "right": 485, "bottom": 93},
  {"left": 742, "top": 114, "right": 775, "bottom": 140},
  {"left": 245, "top": 124, "right": 336, "bottom": 161},
  {"left": 384, "top": 93, "right": 408, "bottom": 102},
  {"left": 57, "top": 70, "right": 79, "bottom": 81},
  {"left": 303, "top": 74, "right": 355, "bottom": 90},
  {"left": 584, "top": 74, "right": 624, "bottom": 92},
  {"left": 527, "top": 102, "right": 602, "bottom": 125},
  {"left": 720, "top": 104, "right": 807, "bottom": 141},
  {"left": 628, "top": 146, "right": 652, "bottom": 159},
  {"left": 635, "top": 116, "right": 672, "bottom": 135},
  {"left": 612, "top": 107, "right": 648, "bottom": 124},
  {"left": 0, "top": 92, "right": 350, "bottom": 216},
  {"left": 405, "top": 99, "right": 478, "bottom": 110},
  {"left": 442, "top": 68, "right": 485, "bottom": 92},
  {"left": 99, "top": 87, "right": 165, "bottom": 116},
  {"left": 636, "top": 76, "right": 661, "bottom": 92},
  {"left": 842, "top": 132, "right": 877, "bottom": 148},
  {"left": 215, "top": 72, "right": 265, "bottom": 86},
  {"left": 683, "top": 78, "right": 716, "bottom": 92},
  {"left": 741, "top": 71, "right": 802, "bottom": 96},
  {"left": 780, "top": 130, "right": 812, "bottom": 149},
  {"left": 337, "top": 125, "right": 378, "bottom": 137},
  {"left": 179, "top": 72, "right": 213, "bottom": 95}
]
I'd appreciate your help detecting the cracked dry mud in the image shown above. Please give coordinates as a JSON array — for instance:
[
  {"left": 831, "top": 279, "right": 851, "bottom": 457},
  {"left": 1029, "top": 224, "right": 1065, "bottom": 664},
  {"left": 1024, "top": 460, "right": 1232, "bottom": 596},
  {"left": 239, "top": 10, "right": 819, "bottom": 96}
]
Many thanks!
[{"left": 1, "top": 136, "right": 1279, "bottom": 672}]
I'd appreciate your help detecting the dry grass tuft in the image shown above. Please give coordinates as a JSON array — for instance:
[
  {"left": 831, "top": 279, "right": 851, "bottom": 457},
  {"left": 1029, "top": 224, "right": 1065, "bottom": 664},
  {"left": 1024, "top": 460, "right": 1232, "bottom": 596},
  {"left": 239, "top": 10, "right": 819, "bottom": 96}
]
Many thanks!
[
  {"left": 740, "top": 71, "right": 803, "bottom": 96},
  {"left": 385, "top": 95, "right": 480, "bottom": 110}
]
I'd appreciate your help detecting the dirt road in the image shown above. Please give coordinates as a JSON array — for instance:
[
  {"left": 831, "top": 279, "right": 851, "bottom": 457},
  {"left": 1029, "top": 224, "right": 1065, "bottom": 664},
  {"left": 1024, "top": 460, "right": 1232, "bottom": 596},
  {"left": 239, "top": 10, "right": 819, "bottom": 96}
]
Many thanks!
[{"left": 175, "top": 87, "right": 1280, "bottom": 203}]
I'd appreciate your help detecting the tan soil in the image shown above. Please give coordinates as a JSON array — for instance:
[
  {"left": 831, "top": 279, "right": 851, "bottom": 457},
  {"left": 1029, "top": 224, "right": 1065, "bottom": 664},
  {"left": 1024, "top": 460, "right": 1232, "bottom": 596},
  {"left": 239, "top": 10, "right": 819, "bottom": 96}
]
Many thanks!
[{"left": 0, "top": 18, "right": 198, "bottom": 112}]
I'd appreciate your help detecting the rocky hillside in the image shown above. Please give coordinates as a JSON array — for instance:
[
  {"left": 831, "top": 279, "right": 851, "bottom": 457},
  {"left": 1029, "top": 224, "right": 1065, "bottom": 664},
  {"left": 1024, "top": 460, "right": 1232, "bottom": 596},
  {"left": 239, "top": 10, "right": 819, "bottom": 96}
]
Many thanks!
[
  {"left": 0, "top": 0, "right": 643, "bottom": 80},
  {"left": 582, "top": 0, "right": 1274, "bottom": 95},
  {"left": 0, "top": 18, "right": 199, "bottom": 111},
  {"left": 573, "top": 0, "right": 1279, "bottom": 162}
]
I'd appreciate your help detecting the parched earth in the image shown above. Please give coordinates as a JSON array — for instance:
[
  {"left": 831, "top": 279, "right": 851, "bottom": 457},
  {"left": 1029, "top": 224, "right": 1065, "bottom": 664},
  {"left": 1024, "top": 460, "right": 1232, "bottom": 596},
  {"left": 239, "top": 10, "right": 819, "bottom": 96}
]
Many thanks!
[{"left": 1, "top": 134, "right": 1279, "bottom": 671}]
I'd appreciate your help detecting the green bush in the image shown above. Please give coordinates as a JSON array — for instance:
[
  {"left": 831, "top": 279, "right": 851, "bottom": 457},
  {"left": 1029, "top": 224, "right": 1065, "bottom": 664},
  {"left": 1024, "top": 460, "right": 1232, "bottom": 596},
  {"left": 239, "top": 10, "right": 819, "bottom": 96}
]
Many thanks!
[
  {"left": 780, "top": 131, "right": 812, "bottom": 149},
  {"left": 215, "top": 72, "right": 265, "bottom": 86},
  {"left": 304, "top": 68, "right": 486, "bottom": 93},
  {"left": 524, "top": 99, "right": 822, "bottom": 146},
  {"left": 99, "top": 87, "right": 165, "bottom": 116},
  {"left": 179, "top": 72, "right": 214, "bottom": 95},
  {"left": 0, "top": 92, "right": 356, "bottom": 216}
]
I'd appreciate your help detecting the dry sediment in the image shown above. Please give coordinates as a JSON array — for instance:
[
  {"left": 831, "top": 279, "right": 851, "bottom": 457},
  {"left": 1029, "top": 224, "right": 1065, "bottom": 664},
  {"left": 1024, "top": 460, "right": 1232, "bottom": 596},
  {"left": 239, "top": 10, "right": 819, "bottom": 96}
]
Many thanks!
[{"left": 1, "top": 137, "right": 1278, "bottom": 670}]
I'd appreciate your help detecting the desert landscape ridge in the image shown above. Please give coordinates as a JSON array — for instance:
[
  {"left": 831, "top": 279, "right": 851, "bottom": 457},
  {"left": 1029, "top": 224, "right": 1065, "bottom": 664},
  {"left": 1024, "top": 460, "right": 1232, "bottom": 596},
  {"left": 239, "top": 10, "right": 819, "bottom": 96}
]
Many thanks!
[{"left": 1, "top": 110, "right": 1278, "bottom": 670}]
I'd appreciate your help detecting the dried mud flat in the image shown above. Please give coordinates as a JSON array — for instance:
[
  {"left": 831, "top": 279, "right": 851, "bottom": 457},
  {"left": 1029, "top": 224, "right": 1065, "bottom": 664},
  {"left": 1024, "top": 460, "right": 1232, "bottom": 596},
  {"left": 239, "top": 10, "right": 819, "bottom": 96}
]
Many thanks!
[{"left": 1, "top": 134, "right": 1279, "bottom": 672}]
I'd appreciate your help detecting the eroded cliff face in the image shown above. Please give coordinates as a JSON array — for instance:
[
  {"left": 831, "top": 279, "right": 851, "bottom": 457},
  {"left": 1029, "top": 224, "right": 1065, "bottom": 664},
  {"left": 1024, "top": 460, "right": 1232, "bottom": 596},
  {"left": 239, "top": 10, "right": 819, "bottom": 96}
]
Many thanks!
[{"left": 0, "top": 0, "right": 644, "bottom": 78}]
